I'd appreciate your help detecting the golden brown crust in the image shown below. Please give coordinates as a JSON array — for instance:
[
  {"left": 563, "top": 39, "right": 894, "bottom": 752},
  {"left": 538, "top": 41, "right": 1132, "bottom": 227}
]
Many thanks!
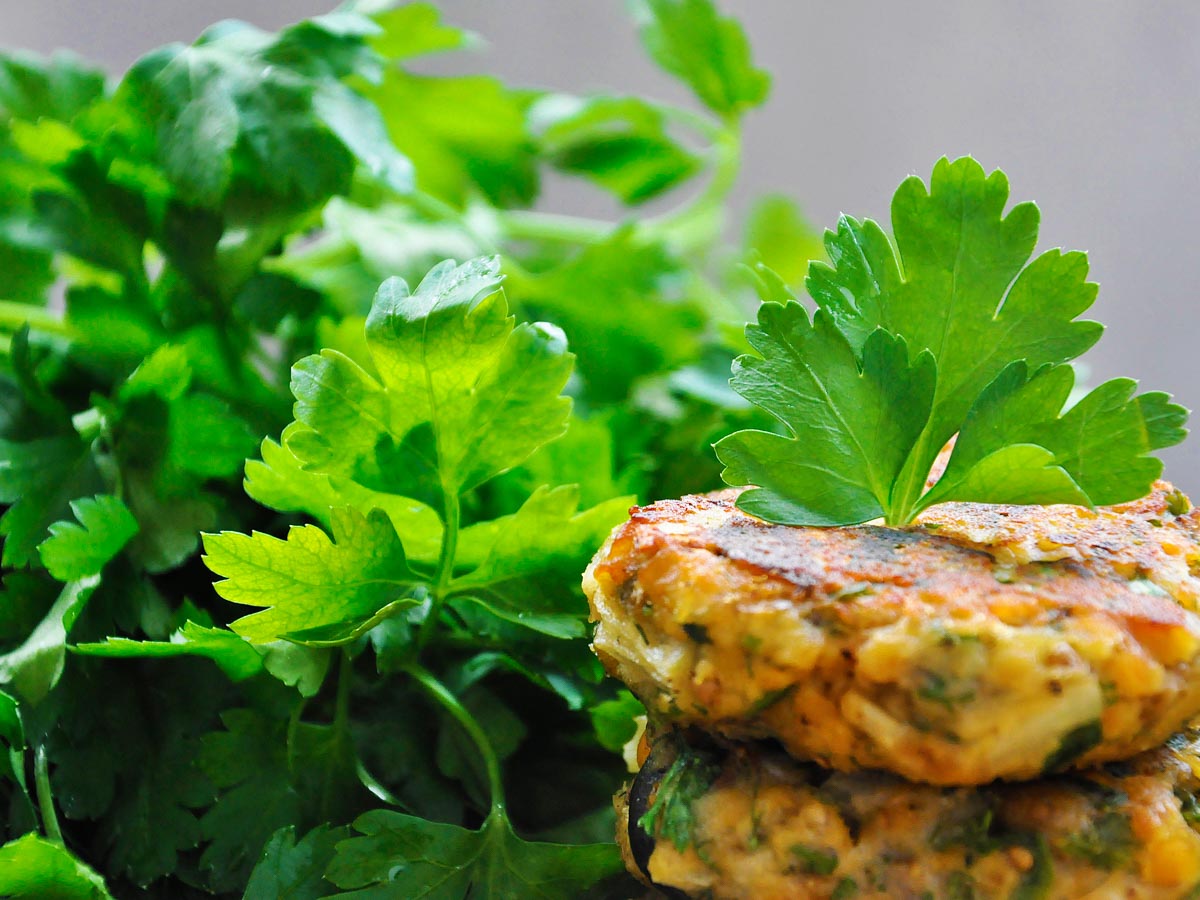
[
  {"left": 585, "top": 485, "right": 1200, "bottom": 785},
  {"left": 619, "top": 729, "right": 1200, "bottom": 900}
]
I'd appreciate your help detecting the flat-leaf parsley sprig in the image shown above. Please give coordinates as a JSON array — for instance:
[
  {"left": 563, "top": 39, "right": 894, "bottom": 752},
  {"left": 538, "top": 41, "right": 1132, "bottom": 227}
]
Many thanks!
[{"left": 717, "top": 157, "right": 1188, "bottom": 527}]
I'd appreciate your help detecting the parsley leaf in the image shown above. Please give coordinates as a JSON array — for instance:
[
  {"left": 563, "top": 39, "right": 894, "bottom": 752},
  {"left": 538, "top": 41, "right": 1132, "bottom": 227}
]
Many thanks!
[
  {"left": 530, "top": 94, "right": 702, "bottom": 204},
  {"left": 117, "top": 13, "right": 411, "bottom": 208},
  {"left": 452, "top": 486, "right": 629, "bottom": 607},
  {"left": 73, "top": 620, "right": 330, "bottom": 696},
  {"left": 715, "top": 306, "right": 936, "bottom": 525},
  {"left": 243, "top": 824, "right": 347, "bottom": 900},
  {"left": 364, "top": 72, "right": 535, "bottom": 208},
  {"left": 0, "top": 576, "right": 99, "bottom": 705},
  {"left": 0, "top": 435, "right": 100, "bottom": 568},
  {"left": 0, "top": 50, "right": 106, "bottom": 123},
  {"left": 38, "top": 495, "right": 138, "bottom": 582},
  {"left": 286, "top": 257, "right": 571, "bottom": 508},
  {"left": 743, "top": 194, "right": 824, "bottom": 288},
  {"left": 0, "top": 833, "right": 113, "bottom": 899},
  {"left": 243, "top": 436, "right": 444, "bottom": 566},
  {"left": 325, "top": 809, "right": 623, "bottom": 899},
  {"left": 521, "top": 229, "right": 704, "bottom": 403},
  {"left": 203, "top": 508, "right": 418, "bottom": 643},
  {"left": 638, "top": 744, "right": 720, "bottom": 851},
  {"left": 632, "top": 0, "right": 770, "bottom": 118},
  {"left": 720, "top": 158, "right": 1188, "bottom": 525},
  {"left": 197, "top": 709, "right": 301, "bottom": 891}
]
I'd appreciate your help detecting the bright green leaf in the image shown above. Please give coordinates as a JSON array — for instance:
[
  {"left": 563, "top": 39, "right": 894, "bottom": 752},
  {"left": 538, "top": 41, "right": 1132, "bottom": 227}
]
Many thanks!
[
  {"left": 72, "top": 621, "right": 266, "bottom": 684},
  {"left": 205, "top": 507, "right": 419, "bottom": 643},
  {"left": 590, "top": 691, "right": 645, "bottom": 754},
  {"left": 744, "top": 194, "right": 824, "bottom": 286},
  {"left": 529, "top": 94, "right": 701, "bottom": 204},
  {"left": 244, "top": 436, "right": 443, "bottom": 567},
  {"left": 454, "top": 485, "right": 629, "bottom": 591},
  {"left": 715, "top": 305, "right": 936, "bottom": 525},
  {"left": 365, "top": 70, "right": 536, "bottom": 207},
  {"left": 0, "top": 833, "right": 113, "bottom": 899},
  {"left": 632, "top": 0, "right": 769, "bottom": 117},
  {"left": 288, "top": 257, "right": 572, "bottom": 504},
  {"left": 38, "top": 494, "right": 138, "bottom": 582},
  {"left": 368, "top": 2, "right": 472, "bottom": 61}
]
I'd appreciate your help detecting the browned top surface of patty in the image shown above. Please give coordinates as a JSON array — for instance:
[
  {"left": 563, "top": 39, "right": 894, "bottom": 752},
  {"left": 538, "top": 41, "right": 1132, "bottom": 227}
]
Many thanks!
[{"left": 598, "top": 484, "right": 1200, "bottom": 637}]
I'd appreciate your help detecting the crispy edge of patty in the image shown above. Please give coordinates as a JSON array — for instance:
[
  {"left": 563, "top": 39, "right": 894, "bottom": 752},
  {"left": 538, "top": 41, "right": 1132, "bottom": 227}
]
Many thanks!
[
  {"left": 619, "top": 728, "right": 1200, "bottom": 900},
  {"left": 585, "top": 485, "right": 1200, "bottom": 785}
]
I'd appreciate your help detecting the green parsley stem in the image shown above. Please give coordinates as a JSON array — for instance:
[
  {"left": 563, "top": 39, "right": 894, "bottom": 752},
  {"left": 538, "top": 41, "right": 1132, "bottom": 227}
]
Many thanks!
[
  {"left": 34, "top": 744, "right": 64, "bottom": 845},
  {"left": 0, "top": 301, "right": 75, "bottom": 339},
  {"left": 404, "top": 662, "right": 506, "bottom": 814},
  {"left": 406, "top": 190, "right": 497, "bottom": 252},
  {"left": 334, "top": 649, "right": 353, "bottom": 733},
  {"left": 496, "top": 121, "right": 741, "bottom": 254},
  {"left": 647, "top": 120, "right": 741, "bottom": 238},
  {"left": 495, "top": 209, "right": 616, "bottom": 246},
  {"left": 652, "top": 102, "right": 725, "bottom": 141},
  {"left": 886, "top": 432, "right": 939, "bottom": 526},
  {"left": 418, "top": 488, "right": 461, "bottom": 651},
  {"left": 71, "top": 407, "right": 105, "bottom": 443}
]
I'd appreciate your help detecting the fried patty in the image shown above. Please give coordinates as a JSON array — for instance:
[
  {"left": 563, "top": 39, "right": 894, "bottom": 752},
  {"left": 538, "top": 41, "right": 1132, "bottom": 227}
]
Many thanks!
[
  {"left": 584, "top": 484, "right": 1200, "bottom": 785},
  {"left": 618, "top": 728, "right": 1200, "bottom": 900}
]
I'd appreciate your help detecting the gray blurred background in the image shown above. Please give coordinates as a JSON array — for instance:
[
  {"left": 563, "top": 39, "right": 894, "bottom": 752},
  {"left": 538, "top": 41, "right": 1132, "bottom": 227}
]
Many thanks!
[{"left": 6, "top": 1, "right": 1200, "bottom": 487}]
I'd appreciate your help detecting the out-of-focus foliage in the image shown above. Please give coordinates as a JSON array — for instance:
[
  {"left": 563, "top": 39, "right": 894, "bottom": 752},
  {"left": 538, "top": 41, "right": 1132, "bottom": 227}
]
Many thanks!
[{"left": 0, "top": 1, "right": 817, "bottom": 895}]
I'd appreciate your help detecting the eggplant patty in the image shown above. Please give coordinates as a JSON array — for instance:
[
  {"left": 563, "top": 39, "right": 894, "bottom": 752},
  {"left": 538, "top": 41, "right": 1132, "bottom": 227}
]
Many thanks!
[
  {"left": 585, "top": 484, "right": 1200, "bottom": 785},
  {"left": 618, "top": 729, "right": 1200, "bottom": 900}
]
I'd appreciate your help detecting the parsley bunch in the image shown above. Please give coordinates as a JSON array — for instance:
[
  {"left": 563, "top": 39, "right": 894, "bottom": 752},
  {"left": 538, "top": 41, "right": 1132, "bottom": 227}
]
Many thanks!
[{"left": 0, "top": 1, "right": 792, "bottom": 896}]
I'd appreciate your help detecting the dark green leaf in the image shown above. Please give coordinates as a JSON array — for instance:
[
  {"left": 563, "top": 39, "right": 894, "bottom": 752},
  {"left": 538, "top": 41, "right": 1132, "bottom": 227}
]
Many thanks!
[
  {"left": 198, "top": 710, "right": 301, "bottom": 891},
  {"left": 0, "top": 435, "right": 101, "bottom": 568},
  {"left": 243, "top": 825, "right": 346, "bottom": 900},
  {"left": 44, "top": 661, "right": 223, "bottom": 886},
  {"left": 807, "top": 157, "right": 1105, "bottom": 490},
  {"left": 0, "top": 50, "right": 106, "bottom": 122},
  {"left": 325, "top": 808, "right": 622, "bottom": 899},
  {"left": 638, "top": 743, "right": 719, "bottom": 852},
  {"left": 922, "top": 363, "right": 1185, "bottom": 512}
]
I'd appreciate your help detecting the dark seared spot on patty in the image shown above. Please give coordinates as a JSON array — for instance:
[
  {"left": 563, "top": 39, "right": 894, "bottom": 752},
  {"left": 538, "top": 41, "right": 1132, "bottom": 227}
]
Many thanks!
[{"left": 698, "top": 519, "right": 995, "bottom": 591}]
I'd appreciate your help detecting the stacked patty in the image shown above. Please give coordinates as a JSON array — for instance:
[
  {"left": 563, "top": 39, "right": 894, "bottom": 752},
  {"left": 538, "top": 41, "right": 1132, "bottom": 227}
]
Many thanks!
[{"left": 584, "top": 482, "right": 1200, "bottom": 898}]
